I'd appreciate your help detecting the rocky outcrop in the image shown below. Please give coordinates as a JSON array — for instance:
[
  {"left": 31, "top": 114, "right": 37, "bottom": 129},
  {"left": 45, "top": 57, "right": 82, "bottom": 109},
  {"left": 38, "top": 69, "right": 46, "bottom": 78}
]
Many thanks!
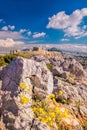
[
  {"left": 2, "top": 57, "right": 53, "bottom": 97},
  {"left": 53, "top": 74, "right": 87, "bottom": 128},
  {"left": 62, "top": 59, "right": 86, "bottom": 78},
  {"left": 0, "top": 55, "right": 87, "bottom": 130},
  {"left": 0, "top": 57, "right": 53, "bottom": 130}
]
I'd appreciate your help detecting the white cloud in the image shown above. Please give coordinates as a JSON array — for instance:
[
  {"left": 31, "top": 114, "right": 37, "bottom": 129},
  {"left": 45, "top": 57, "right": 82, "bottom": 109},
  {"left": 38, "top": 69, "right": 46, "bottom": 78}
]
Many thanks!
[
  {"left": 20, "top": 29, "right": 27, "bottom": 33},
  {"left": 82, "top": 25, "right": 87, "bottom": 30},
  {"left": 47, "top": 8, "right": 87, "bottom": 38},
  {"left": 1, "top": 25, "right": 15, "bottom": 31},
  {"left": 61, "top": 38, "right": 69, "bottom": 42},
  {"left": 33, "top": 32, "right": 46, "bottom": 38},
  {"left": 1, "top": 26, "right": 8, "bottom": 31},
  {"left": 0, "top": 31, "right": 24, "bottom": 40},
  {"left": 0, "top": 24, "right": 31, "bottom": 42},
  {"left": 0, "top": 38, "right": 24, "bottom": 47},
  {"left": 8, "top": 25, "right": 15, "bottom": 30},
  {"left": 27, "top": 31, "right": 32, "bottom": 36},
  {"left": 20, "top": 29, "right": 32, "bottom": 36}
]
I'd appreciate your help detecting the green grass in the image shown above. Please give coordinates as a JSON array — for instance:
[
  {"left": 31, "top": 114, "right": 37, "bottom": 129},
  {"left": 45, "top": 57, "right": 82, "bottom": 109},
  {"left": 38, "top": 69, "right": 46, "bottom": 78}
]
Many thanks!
[
  {"left": 0, "top": 52, "right": 30, "bottom": 67},
  {"left": 46, "top": 63, "right": 53, "bottom": 70}
]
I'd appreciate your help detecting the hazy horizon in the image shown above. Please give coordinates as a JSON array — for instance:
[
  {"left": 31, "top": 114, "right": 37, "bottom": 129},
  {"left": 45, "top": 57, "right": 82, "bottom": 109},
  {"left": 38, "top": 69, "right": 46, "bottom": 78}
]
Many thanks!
[{"left": 0, "top": 43, "right": 87, "bottom": 54}]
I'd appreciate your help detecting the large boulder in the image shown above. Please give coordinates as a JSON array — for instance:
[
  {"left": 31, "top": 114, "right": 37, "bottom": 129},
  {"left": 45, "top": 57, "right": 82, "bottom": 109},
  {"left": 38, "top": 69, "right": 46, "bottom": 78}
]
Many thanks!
[
  {"left": 2, "top": 57, "right": 53, "bottom": 97},
  {"left": 0, "top": 57, "right": 53, "bottom": 130}
]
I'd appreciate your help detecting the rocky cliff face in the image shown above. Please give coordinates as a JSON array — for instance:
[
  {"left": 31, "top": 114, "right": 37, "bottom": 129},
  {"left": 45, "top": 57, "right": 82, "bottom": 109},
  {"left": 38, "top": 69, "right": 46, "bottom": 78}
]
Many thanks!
[{"left": 0, "top": 56, "right": 87, "bottom": 130}]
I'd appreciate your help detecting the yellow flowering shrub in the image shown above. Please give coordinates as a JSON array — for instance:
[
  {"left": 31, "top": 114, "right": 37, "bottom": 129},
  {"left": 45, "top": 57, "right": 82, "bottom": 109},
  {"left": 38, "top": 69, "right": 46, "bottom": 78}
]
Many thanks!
[{"left": 32, "top": 93, "right": 69, "bottom": 128}]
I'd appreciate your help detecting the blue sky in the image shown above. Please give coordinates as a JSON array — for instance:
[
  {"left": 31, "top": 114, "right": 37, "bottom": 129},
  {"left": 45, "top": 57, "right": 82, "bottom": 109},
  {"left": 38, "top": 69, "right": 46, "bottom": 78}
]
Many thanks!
[{"left": 0, "top": 0, "right": 87, "bottom": 48}]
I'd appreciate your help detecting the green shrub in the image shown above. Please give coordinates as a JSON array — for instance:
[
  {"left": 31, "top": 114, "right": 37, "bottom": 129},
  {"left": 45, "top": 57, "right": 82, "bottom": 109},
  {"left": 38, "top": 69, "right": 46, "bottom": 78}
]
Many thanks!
[
  {"left": 0, "top": 53, "right": 30, "bottom": 66},
  {"left": 46, "top": 63, "right": 53, "bottom": 70},
  {"left": 0, "top": 56, "right": 7, "bottom": 66}
]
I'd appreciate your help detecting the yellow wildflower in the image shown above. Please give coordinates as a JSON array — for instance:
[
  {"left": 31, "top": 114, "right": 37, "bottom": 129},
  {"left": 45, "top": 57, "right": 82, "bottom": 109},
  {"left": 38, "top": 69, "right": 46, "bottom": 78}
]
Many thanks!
[
  {"left": 49, "top": 94, "right": 55, "bottom": 99},
  {"left": 64, "top": 112, "right": 68, "bottom": 118},
  {"left": 32, "top": 107, "right": 37, "bottom": 112},
  {"left": 38, "top": 116, "right": 42, "bottom": 121},
  {"left": 48, "top": 121, "right": 53, "bottom": 127},
  {"left": 39, "top": 108, "right": 46, "bottom": 115},
  {"left": 20, "top": 83, "right": 26, "bottom": 89},
  {"left": 65, "top": 108, "right": 69, "bottom": 113},
  {"left": 59, "top": 90, "right": 63, "bottom": 95},
  {"left": 20, "top": 94, "right": 30, "bottom": 104},
  {"left": 49, "top": 112, "right": 55, "bottom": 118},
  {"left": 42, "top": 118, "right": 48, "bottom": 123}
]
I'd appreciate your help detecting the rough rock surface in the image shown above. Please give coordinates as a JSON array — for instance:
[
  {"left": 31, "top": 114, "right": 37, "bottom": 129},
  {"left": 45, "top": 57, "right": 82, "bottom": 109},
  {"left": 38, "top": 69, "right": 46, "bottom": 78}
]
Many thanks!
[
  {"left": 49, "top": 57, "right": 86, "bottom": 79},
  {"left": 61, "top": 59, "right": 86, "bottom": 78},
  {"left": 0, "top": 66, "right": 6, "bottom": 80},
  {"left": 0, "top": 57, "right": 53, "bottom": 130},
  {"left": 2, "top": 57, "right": 53, "bottom": 97},
  {"left": 0, "top": 55, "right": 87, "bottom": 130},
  {"left": 31, "top": 55, "right": 87, "bottom": 129}
]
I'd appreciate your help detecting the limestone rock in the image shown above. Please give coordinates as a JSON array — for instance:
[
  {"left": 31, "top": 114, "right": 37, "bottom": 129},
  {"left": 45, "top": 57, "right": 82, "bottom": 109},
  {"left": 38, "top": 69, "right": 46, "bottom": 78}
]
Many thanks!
[
  {"left": 31, "top": 119, "right": 51, "bottom": 130},
  {"left": 0, "top": 66, "right": 6, "bottom": 80},
  {"left": 2, "top": 57, "right": 53, "bottom": 97},
  {"left": 62, "top": 59, "right": 86, "bottom": 78},
  {"left": 53, "top": 77, "right": 87, "bottom": 118},
  {"left": 0, "top": 57, "right": 53, "bottom": 130},
  {"left": 0, "top": 55, "right": 87, "bottom": 130},
  {"left": 52, "top": 67, "right": 63, "bottom": 77}
]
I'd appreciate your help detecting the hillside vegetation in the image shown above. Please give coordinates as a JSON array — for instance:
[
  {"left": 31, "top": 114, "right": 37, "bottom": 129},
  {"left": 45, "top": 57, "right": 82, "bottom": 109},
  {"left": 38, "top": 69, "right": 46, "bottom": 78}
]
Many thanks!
[{"left": 0, "top": 52, "right": 29, "bottom": 66}]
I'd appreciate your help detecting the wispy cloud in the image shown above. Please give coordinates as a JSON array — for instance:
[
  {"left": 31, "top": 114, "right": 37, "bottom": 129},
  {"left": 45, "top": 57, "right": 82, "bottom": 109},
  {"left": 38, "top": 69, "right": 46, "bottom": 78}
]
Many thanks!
[
  {"left": 20, "top": 29, "right": 27, "bottom": 33},
  {"left": 1, "top": 26, "right": 8, "bottom": 31},
  {"left": 1, "top": 25, "right": 15, "bottom": 31},
  {"left": 0, "top": 23, "right": 29, "bottom": 40},
  {"left": 0, "top": 31, "right": 24, "bottom": 40},
  {"left": 8, "top": 25, "right": 15, "bottom": 30},
  {"left": 20, "top": 29, "right": 32, "bottom": 36},
  {"left": 27, "top": 31, "right": 32, "bottom": 36},
  {"left": 33, "top": 32, "right": 46, "bottom": 38},
  {"left": 47, "top": 8, "right": 87, "bottom": 39},
  {"left": 61, "top": 38, "right": 69, "bottom": 42},
  {"left": 0, "top": 38, "right": 24, "bottom": 47}
]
